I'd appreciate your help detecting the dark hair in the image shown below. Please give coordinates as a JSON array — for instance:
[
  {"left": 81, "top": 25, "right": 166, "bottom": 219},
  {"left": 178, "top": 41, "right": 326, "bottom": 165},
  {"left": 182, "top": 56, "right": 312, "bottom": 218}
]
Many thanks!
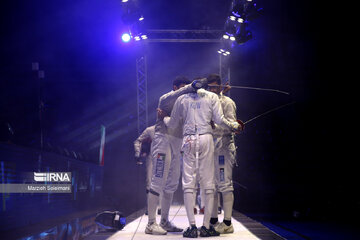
[
  {"left": 173, "top": 76, "right": 191, "bottom": 87},
  {"left": 207, "top": 73, "right": 221, "bottom": 85}
]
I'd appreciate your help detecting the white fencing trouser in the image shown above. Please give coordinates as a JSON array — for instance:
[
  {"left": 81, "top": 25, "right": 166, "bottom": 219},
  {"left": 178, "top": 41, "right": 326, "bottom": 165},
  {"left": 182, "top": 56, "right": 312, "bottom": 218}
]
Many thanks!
[
  {"left": 145, "top": 155, "right": 152, "bottom": 191},
  {"left": 212, "top": 135, "right": 236, "bottom": 221},
  {"left": 145, "top": 155, "right": 162, "bottom": 210},
  {"left": 182, "top": 134, "right": 215, "bottom": 228},
  {"left": 147, "top": 132, "right": 181, "bottom": 224}
]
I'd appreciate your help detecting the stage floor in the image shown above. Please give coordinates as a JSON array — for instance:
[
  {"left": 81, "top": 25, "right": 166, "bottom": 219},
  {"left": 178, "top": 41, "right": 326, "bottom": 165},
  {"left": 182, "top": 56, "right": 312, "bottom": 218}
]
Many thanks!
[{"left": 101, "top": 206, "right": 284, "bottom": 240}]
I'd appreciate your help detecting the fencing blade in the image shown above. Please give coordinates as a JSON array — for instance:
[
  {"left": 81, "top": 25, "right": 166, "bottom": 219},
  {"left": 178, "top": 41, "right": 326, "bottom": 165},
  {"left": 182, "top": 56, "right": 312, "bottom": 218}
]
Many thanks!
[
  {"left": 244, "top": 101, "right": 296, "bottom": 125},
  {"left": 209, "top": 84, "right": 290, "bottom": 95}
]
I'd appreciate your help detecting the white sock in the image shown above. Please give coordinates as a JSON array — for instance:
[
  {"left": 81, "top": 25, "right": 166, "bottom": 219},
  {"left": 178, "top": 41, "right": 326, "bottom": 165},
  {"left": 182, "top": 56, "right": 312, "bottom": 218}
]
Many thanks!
[
  {"left": 184, "top": 190, "right": 196, "bottom": 226},
  {"left": 203, "top": 189, "right": 215, "bottom": 228},
  {"left": 222, "top": 191, "right": 234, "bottom": 221},
  {"left": 160, "top": 191, "right": 173, "bottom": 224},
  {"left": 147, "top": 192, "right": 159, "bottom": 224},
  {"left": 159, "top": 192, "right": 162, "bottom": 210}
]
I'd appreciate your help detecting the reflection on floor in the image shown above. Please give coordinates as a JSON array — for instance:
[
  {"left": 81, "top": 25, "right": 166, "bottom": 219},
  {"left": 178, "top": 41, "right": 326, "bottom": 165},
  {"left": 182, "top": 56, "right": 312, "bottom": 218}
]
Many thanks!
[{"left": 86, "top": 206, "right": 284, "bottom": 240}]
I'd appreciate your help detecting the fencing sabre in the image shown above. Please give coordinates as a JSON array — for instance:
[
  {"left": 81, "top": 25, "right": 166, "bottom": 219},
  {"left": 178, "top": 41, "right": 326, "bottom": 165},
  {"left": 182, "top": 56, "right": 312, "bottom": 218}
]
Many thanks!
[
  {"left": 243, "top": 101, "right": 296, "bottom": 125},
  {"left": 208, "top": 84, "right": 290, "bottom": 95}
]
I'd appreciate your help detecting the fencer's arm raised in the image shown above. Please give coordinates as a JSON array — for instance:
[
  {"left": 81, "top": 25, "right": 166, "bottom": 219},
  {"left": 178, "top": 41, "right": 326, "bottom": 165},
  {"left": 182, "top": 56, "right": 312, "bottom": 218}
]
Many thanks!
[
  {"left": 163, "top": 97, "right": 183, "bottom": 129},
  {"left": 157, "top": 78, "right": 207, "bottom": 113}
]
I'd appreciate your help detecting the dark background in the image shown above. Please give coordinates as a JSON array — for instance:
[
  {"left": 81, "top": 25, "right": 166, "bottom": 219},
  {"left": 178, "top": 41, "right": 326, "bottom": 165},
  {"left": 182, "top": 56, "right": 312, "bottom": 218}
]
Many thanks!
[{"left": 0, "top": 0, "right": 353, "bottom": 236}]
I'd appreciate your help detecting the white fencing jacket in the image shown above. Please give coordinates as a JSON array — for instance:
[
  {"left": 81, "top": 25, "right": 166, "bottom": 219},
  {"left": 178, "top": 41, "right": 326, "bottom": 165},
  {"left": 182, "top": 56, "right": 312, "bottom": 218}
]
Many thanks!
[{"left": 164, "top": 89, "right": 239, "bottom": 136}]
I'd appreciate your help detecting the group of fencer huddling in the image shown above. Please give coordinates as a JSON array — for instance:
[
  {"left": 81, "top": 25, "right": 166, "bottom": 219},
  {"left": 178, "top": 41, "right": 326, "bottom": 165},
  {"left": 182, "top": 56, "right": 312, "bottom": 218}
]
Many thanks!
[{"left": 133, "top": 74, "right": 244, "bottom": 238}]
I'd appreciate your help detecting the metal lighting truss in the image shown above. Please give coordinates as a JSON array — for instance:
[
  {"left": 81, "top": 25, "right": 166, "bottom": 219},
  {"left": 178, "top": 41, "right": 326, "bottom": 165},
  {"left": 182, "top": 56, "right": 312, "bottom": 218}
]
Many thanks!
[
  {"left": 135, "top": 29, "right": 231, "bottom": 133},
  {"left": 136, "top": 55, "right": 148, "bottom": 135}
]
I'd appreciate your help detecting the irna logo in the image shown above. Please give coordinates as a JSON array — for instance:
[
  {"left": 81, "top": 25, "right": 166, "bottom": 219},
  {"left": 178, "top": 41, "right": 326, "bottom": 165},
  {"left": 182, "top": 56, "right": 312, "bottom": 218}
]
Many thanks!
[{"left": 34, "top": 172, "right": 71, "bottom": 182}]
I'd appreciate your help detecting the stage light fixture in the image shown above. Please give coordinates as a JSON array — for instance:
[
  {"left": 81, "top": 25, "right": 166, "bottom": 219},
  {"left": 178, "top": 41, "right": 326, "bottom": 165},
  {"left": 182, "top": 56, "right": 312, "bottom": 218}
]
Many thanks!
[
  {"left": 122, "top": 0, "right": 128, "bottom": 2},
  {"left": 223, "top": 18, "right": 238, "bottom": 42},
  {"left": 139, "top": 16, "right": 144, "bottom": 21},
  {"left": 121, "top": 33, "right": 131, "bottom": 42},
  {"left": 217, "top": 47, "right": 231, "bottom": 56},
  {"left": 219, "top": 0, "right": 262, "bottom": 49}
]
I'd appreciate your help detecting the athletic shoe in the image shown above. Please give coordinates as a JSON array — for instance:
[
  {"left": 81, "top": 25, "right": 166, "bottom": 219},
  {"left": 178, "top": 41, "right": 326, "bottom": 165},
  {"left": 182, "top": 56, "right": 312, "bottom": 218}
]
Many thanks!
[
  {"left": 160, "top": 220, "right": 183, "bottom": 232},
  {"left": 145, "top": 222, "right": 167, "bottom": 235},
  {"left": 214, "top": 222, "right": 234, "bottom": 234},
  {"left": 183, "top": 225, "right": 198, "bottom": 238},
  {"left": 199, "top": 225, "right": 220, "bottom": 237}
]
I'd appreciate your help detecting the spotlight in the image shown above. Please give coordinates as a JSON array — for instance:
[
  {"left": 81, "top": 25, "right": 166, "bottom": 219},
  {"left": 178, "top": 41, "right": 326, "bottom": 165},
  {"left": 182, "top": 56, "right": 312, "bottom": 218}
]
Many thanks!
[
  {"left": 223, "top": 19, "right": 237, "bottom": 42},
  {"left": 217, "top": 48, "right": 230, "bottom": 56},
  {"left": 121, "top": 33, "right": 131, "bottom": 42},
  {"left": 229, "top": 16, "right": 236, "bottom": 21},
  {"left": 141, "top": 34, "right": 147, "bottom": 39},
  {"left": 139, "top": 16, "right": 144, "bottom": 21},
  {"left": 121, "top": 0, "right": 128, "bottom": 2},
  {"left": 134, "top": 36, "right": 141, "bottom": 41}
]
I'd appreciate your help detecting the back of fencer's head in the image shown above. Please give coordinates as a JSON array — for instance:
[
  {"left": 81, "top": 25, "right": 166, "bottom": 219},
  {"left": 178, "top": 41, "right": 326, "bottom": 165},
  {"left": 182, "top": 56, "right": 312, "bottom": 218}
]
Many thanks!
[
  {"left": 207, "top": 73, "right": 221, "bottom": 85},
  {"left": 173, "top": 76, "right": 191, "bottom": 90}
]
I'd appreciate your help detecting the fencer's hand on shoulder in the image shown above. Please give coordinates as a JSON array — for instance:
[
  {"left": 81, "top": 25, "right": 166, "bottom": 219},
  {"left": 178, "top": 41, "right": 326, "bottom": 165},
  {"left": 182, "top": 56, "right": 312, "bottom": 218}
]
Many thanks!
[
  {"left": 191, "top": 78, "right": 208, "bottom": 90},
  {"left": 157, "top": 108, "right": 168, "bottom": 120}
]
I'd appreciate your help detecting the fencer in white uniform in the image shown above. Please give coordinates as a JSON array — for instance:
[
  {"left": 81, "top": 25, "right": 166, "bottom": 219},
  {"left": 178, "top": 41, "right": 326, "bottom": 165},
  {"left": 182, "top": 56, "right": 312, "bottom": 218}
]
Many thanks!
[
  {"left": 134, "top": 125, "right": 155, "bottom": 191},
  {"left": 145, "top": 76, "right": 208, "bottom": 235},
  {"left": 163, "top": 86, "right": 242, "bottom": 237},
  {"left": 207, "top": 74, "right": 242, "bottom": 234},
  {"left": 134, "top": 125, "right": 162, "bottom": 214}
]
